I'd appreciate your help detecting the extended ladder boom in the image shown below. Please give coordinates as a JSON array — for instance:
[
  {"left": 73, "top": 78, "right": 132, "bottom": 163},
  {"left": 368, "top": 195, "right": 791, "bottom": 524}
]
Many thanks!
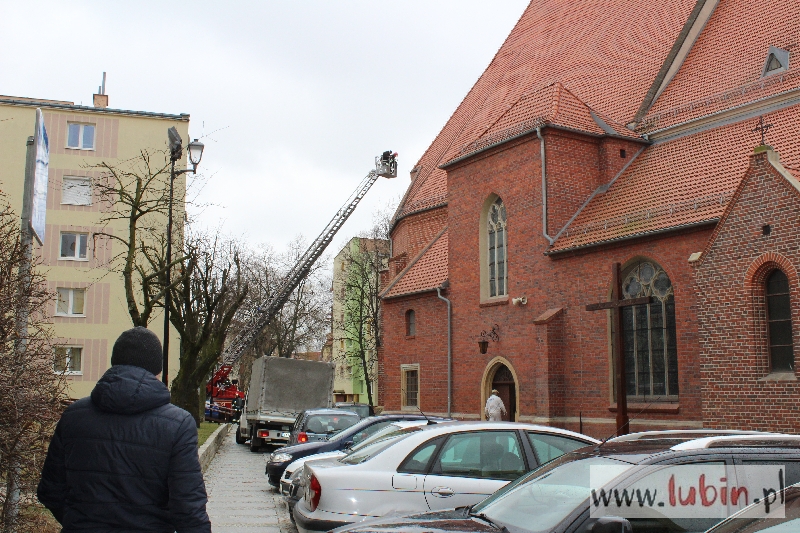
[{"left": 219, "top": 154, "right": 397, "bottom": 367}]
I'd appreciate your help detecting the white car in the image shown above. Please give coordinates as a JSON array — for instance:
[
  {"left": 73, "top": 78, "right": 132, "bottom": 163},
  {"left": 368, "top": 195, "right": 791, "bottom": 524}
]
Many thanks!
[
  {"left": 293, "top": 421, "right": 599, "bottom": 533},
  {"left": 280, "top": 420, "right": 436, "bottom": 497}
]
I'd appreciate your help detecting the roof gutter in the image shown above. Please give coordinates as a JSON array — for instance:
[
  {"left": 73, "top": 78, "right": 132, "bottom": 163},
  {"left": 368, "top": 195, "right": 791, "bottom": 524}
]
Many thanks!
[
  {"left": 436, "top": 282, "right": 452, "bottom": 417},
  {"left": 537, "top": 127, "right": 555, "bottom": 245}
]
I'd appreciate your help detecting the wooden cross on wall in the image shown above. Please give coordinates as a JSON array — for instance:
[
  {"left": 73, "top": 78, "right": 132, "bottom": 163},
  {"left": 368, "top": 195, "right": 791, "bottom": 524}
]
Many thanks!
[{"left": 585, "top": 263, "right": 652, "bottom": 437}]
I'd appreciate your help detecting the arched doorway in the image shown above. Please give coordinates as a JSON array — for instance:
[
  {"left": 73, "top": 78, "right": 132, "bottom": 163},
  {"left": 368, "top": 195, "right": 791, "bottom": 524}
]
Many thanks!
[{"left": 491, "top": 364, "right": 517, "bottom": 422}]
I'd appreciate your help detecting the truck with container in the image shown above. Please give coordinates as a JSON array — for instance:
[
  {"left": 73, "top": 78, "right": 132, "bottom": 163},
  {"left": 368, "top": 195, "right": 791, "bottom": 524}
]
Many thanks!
[{"left": 237, "top": 355, "right": 335, "bottom": 451}]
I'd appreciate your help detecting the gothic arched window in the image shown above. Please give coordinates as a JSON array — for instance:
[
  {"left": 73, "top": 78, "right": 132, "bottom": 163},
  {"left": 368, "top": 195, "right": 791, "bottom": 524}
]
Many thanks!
[
  {"left": 621, "top": 261, "right": 679, "bottom": 399},
  {"left": 487, "top": 198, "right": 508, "bottom": 297},
  {"left": 766, "top": 269, "right": 794, "bottom": 372}
]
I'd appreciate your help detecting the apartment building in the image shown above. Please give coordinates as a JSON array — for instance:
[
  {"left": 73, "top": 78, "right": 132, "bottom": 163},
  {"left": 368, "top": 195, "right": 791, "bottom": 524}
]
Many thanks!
[{"left": 0, "top": 91, "right": 189, "bottom": 399}]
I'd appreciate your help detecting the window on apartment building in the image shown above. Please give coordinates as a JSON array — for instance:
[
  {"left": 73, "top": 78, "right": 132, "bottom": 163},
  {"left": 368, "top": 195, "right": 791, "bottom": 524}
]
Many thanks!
[
  {"left": 487, "top": 197, "right": 508, "bottom": 297},
  {"left": 766, "top": 269, "right": 794, "bottom": 372},
  {"left": 405, "top": 309, "right": 416, "bottom": 336},
  {"left": 401, "top": 364, "right": 419, "bottom": 408},
  {"left": 61, "top": 177, "right": 92, "bottom": 205},
  {"left": 56, "top": 288, "right": 85, "bottom": 316},
  {"left": 60, "top": 232, "right": 88, "bottom": 260},
  {"left": 619, "top": 261, "right": 679, "bottom": 400},
  {"left": 54, "top": 346, "right": 82, "bottom": 374},
  {"left": 67, "top": 123, "right": 95, "bottom": 150}
]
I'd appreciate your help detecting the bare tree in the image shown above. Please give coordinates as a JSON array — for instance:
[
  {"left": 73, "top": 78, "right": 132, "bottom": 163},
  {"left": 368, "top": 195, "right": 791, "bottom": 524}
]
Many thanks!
[
  {"left": 89, "top": 150, "right": 187, "bottom": 328},
  {"left": 230, "top": 239, "right": 332, "bottom": 388},
  {"left": 332, "top": 222, "right": 390, "bottom": 406},
  {"left": 167, "top": 230, "right": 249, "bottom": 426},
  {"left": 0, "top": 197, "right": 67, "bottom": 532}
]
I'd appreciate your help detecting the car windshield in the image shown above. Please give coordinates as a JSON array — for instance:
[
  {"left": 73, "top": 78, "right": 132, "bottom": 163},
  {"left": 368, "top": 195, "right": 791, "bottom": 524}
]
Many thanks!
[
  {"left": 471, "top": 455, "right": 636, "bottom": 533},
  {"left": 329, "top": 417, "right": 376, "bottom": 442},
  {"left": 339, "top": 433, "right": 415, "bottom": 465},
  {"left": 305, "top": 413, "right": 360, "bottom": 435}
]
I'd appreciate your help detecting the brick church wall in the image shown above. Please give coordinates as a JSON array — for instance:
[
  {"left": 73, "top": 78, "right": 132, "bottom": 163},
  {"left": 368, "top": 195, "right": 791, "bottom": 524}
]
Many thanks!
[
  {"left": 441, "top": 129, "right": 709, "bottom": 438},
  {"left": 695, "top": 148, "right": 800, "bottom": 432},
  {"left": 379, "top": 292, "right": 449, "bottom": 414}
]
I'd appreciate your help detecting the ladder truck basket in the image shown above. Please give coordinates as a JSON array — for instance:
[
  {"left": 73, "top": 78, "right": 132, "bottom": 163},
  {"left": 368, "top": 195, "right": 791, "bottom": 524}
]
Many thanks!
[{"left": 376, "top": 155, "right": 398, "bottom": 178}]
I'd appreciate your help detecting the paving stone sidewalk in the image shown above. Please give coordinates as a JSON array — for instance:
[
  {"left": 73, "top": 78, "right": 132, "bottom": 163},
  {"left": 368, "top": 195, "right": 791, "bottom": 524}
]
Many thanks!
[{"left": 204, "top": 430, "right": 297, "bottom": 533}]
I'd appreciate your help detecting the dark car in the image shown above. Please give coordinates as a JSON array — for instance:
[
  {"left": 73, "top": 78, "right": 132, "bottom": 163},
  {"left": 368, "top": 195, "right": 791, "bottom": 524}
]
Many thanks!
[
  {"left": 266, "top": 414, "right": 450, "bottom": 487},
  {"left": 705, "top": 482, "right": 800, "bottom": 533},
  {"left": 334, "top": 402, "right": 375, "bottom": 418},
  {"left": 288, "top": 408, "right": 361, "bottom": 446},
  {"left": 328, "top": 430, "right": 800, "bottom": 533}
]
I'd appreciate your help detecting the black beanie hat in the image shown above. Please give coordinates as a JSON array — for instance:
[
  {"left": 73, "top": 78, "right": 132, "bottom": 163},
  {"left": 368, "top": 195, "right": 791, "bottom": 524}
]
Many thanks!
[{"left": 111, "top": 327, "right": 163, "bottom": 376}]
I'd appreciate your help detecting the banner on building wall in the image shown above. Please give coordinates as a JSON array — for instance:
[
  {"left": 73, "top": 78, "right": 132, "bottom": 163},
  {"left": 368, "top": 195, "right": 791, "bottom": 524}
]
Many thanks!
[{"left": 30, "top": 108, "right": 49, "bottom": 245}]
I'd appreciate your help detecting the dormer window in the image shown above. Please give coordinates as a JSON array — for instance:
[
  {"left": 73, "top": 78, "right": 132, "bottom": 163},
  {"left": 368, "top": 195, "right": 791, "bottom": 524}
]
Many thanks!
[{"left": 762, "top": 46, "right": 790, "bottom": 77}]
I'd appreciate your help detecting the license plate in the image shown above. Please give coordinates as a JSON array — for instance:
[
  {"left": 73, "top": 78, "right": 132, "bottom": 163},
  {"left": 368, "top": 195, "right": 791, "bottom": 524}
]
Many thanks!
[{"left": 280, "top": 432, "right": 290, "bottom": 438}]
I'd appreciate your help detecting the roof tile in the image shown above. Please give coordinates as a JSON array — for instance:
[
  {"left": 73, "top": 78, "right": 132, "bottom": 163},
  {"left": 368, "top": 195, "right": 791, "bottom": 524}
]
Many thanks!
[
  {"left": 383, "top": 230, "right": 448, "bottom": 298},
  {"left": 396, "top": 0, "right": 696, "bottom": 220},
  {"left": 550, "top": 105, "right": 800, "bottom": 253}
]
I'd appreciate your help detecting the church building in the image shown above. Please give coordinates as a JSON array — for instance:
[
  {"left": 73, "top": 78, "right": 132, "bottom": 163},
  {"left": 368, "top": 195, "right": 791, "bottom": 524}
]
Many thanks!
[{"left": 378, "top": 0, "right": 800, "bottom": 437}]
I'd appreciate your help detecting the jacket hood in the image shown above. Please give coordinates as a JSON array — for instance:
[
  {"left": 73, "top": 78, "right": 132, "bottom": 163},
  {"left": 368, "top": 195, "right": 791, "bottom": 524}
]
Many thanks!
[{"left": 91, "top": 365, "right": 171, "bottom": 415}]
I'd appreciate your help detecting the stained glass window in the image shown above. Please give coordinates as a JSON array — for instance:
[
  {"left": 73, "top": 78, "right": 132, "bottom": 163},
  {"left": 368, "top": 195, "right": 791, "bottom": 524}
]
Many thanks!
[
  {"left": 620, "top": 261, "right": 679, "bottom": 399},
  {"left": 766, "top": 270, "right": 794, "bottom": 372},
  {"left": 488, "top": 198, "right": 508, "bottom": 297}
]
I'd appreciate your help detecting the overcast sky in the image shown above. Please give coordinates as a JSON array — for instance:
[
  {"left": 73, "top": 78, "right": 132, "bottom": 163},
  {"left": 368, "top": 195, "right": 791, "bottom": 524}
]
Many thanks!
[{"left": 1, "top": 1, "right": 529, "bottom": 255}]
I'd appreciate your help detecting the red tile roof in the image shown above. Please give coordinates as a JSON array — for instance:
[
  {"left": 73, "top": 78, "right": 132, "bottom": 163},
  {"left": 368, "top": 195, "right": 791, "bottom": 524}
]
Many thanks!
[
  {"left": 549, "top": 105, "right": 800, "bottom": 253},
  {"left": 448, "top": 83, "right": 642, "bottom": 165},
  {"left": 641, "top": 0, "right": 800, "bottom": 131},
  {"left": 396, "top": 0, "right": 696, "bottom": 220},
  {"left": 383, "top": 229, "right": 448, "bottom": 299}
]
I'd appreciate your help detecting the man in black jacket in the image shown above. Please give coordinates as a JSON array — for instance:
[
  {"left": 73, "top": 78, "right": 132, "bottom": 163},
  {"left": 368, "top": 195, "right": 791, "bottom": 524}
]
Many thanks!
[{"left": 38, "top": 327, "right": 211, "bottom": 533}]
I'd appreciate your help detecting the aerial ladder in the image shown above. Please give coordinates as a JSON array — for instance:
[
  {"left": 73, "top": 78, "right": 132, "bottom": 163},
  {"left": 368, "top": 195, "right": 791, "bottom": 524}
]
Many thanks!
[{"left": 205, "top": 152, "right": 398, "bottom": 422}]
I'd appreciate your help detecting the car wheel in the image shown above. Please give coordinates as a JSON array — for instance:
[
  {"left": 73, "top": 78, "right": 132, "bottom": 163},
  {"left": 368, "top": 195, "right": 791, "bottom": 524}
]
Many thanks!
[
  {"left": 235, "top": 429, "right": 247, "bottom": 445},
  {"left": 249, "top": 431, "right": 262, "bottom": 452}
]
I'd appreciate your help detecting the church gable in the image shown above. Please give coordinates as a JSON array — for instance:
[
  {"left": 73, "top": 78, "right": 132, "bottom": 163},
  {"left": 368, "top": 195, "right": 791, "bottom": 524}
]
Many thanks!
[
  {"left": 694, "top": 146, "right": 800, "bottom": 429},
  {"left": 696, "top": 146, "right": 800, "bottom": 268}
]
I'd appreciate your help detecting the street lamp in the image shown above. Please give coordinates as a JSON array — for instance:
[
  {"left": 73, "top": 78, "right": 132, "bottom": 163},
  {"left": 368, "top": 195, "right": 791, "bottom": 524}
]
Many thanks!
[{"left": 163, "top": 127, "right": 204, "bottom": 385}]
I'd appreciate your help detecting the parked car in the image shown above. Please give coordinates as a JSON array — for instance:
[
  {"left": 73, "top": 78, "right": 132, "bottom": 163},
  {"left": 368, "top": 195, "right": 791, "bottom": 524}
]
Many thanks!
[
  {"left": 288, "top": 408, "right": 361, "bottom": 446},
  {"left": 282, "top": 422, "right": 433, "bottom": 519},
  {"left": 321, "top": 430, "right": 800, "bottom": 533},
  {"left": 334, "top": 402, "right": 374, "bottom": 418},
  {"left": 293, "top": 421, "right": 600, "bottom": 533},
  {"left": 268, "top": 414, "right": 451, "bottom": 487},
  {"left": 704, "top": 482, "right": 800, "bottom": 533}
]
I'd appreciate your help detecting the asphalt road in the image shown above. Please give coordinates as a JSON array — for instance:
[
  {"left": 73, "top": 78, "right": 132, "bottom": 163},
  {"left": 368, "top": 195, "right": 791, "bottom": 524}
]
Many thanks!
[{"left": 204, "top": 430, "right": 298, "bottom": 533}]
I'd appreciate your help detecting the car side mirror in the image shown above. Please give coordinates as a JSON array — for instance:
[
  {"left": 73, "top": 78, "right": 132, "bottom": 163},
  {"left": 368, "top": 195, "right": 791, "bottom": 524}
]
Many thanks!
[{"left": 589, "top": 517, "right": 632, "bottom": 533}]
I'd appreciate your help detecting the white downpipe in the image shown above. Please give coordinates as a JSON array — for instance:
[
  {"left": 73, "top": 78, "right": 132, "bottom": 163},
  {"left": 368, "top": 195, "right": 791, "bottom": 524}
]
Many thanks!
[
  {"left": 436, "top": 284, "right": 452, "bottom": 417},
  {"left": 537, "top": 127, "right": 555, "bottom": 245}
]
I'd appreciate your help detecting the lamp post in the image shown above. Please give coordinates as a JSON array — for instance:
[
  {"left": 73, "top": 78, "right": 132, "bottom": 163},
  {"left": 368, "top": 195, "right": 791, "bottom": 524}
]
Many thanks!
[{"left": 163, "top": 127, "right": 204, "bottom": 385}]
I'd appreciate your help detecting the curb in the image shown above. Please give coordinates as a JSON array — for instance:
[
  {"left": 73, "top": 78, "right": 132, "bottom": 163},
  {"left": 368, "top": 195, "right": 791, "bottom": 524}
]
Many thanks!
[{"left": 199, "top": 423, "right": 231, "bottom": 473}]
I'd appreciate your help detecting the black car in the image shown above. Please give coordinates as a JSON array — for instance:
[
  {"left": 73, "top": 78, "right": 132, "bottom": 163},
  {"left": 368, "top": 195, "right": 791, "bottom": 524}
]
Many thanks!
[
  {"left": 330, "top": 430, "right": 800, "bottom": 533},
  {"left": 266, "top": 414, "right": 450, "bottom": 487}
]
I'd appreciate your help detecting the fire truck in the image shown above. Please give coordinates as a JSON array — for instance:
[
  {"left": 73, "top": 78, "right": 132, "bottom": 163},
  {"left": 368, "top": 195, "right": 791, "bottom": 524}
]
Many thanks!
[{"left": 204, "top": 153, "right": 397, "bottom": 423}]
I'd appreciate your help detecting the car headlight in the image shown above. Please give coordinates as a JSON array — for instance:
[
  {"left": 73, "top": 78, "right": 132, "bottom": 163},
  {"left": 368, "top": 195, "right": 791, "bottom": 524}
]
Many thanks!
[{"left": 269, "top": 452, "right": 293, "bottom": 463}]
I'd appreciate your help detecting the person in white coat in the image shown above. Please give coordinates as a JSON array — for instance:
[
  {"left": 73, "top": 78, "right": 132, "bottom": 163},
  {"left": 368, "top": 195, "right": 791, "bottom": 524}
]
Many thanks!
[{"left": 485, "top": 389, "right": 507, "bottom": 421}]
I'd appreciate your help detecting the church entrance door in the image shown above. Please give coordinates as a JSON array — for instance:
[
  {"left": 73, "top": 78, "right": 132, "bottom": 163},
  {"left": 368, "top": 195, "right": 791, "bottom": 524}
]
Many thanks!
[{"left": 491, "top": 364, "right": 516, "bottom": 422}]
